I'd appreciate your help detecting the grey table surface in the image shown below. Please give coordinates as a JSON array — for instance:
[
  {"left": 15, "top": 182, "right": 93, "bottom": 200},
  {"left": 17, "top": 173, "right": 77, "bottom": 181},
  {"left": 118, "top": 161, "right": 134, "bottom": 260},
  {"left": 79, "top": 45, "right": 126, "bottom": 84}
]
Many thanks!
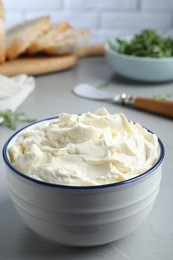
[{"left": 0, "top": 57, "right": 173, "bottom": 260}]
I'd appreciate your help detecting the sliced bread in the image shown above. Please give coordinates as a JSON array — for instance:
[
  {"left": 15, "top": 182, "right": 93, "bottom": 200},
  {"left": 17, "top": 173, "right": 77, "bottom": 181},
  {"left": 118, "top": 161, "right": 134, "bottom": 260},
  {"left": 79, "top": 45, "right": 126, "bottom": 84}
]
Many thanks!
[
  {"left": 0, "top": 0, "right": 6, "bottom": 64},
  {"left": 43, "top": 28, "right": 90, "bottom": 55},
  {"left": 6, "top": 16, "right": 51, "bottom": 60},
  {"left": 26, "top": 22, "right": 71, "bottom": 55}
]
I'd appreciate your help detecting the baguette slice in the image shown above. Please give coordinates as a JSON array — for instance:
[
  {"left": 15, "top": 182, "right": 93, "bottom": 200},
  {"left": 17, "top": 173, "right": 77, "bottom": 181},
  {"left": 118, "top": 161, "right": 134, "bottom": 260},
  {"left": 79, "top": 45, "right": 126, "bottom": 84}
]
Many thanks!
[
  {"left": 26, "top": 22, "right": 71, "bottom": 55},
  {"left": 43, "top": 28, "right": 90, "bottom": 55},
  {"left": 6, "top": 16, "right": 51, "bottom": 60},
  {"left": 0, "top": 0, "right": 5, "bottom": 64}
]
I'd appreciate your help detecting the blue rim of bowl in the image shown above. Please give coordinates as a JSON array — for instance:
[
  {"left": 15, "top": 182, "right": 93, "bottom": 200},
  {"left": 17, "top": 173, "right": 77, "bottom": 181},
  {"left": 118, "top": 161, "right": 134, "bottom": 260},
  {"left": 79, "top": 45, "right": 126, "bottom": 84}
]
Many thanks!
[
  {"left": 2, "top": 117, "right": 165, "bottom": 190},
  {"left": 105, "top": 40, "right": 173, "bottom": 62}
]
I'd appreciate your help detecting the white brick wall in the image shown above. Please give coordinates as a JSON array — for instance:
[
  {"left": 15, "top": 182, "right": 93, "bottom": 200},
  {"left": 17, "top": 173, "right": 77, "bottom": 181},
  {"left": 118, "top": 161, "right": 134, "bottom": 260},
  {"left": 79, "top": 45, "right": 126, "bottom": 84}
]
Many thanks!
[
  {"left": 64, "top": 0, "right": 138, "bottom": 10},
  {"left": 101, "top": 12, "right": 173, "bottom": 29},
  {"left": 141, "top": 0, "right": 173, "bottom": 10},
  {"left": 3, "top": 0, "right": 173, "bottom": 42},
  {"left": 4, "top": 0, "right": 62, "bottom": 10}
]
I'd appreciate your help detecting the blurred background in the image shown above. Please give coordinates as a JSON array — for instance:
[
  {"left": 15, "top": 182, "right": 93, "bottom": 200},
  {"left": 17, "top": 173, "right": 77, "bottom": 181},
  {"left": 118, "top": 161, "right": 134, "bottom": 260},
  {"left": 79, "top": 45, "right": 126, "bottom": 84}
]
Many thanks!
[{"left": 4, "top": 0, "right": 173, "bottom": 43}]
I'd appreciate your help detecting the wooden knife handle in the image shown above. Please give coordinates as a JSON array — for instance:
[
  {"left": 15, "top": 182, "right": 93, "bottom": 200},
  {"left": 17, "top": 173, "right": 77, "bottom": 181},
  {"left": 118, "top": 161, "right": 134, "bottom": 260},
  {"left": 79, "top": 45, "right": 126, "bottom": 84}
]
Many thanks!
[
  {"left": 76, "top": 44, "right": 105, "bottom": 58},
  {"left": 134, "top": 97, "right": 173, "bottom": 118}
]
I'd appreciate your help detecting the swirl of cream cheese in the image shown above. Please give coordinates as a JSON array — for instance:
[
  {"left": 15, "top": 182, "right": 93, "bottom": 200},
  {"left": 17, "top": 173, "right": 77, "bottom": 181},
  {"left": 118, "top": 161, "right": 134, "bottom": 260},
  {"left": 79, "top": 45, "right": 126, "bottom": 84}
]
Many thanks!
[{"left": 8, "top": 108, "right": 159, "bottom": 186}]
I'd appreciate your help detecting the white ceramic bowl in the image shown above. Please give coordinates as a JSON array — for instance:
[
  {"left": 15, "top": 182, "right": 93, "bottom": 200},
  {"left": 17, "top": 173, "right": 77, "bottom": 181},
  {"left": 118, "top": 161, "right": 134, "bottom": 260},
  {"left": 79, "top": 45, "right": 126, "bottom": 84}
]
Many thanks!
[
  {"left": 105, "top": 36, "right": 173, "bottom": 82},
  {"left": 3, "top": 118, "right": 165, "bottom": 247}
]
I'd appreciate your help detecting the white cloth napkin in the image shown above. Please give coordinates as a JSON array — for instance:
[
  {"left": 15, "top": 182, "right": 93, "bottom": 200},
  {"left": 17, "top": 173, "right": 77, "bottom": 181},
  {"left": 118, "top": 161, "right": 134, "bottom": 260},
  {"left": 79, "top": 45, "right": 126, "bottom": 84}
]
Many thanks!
[{"left": 0, "top": 74, "right": 35, "bottom": 112}]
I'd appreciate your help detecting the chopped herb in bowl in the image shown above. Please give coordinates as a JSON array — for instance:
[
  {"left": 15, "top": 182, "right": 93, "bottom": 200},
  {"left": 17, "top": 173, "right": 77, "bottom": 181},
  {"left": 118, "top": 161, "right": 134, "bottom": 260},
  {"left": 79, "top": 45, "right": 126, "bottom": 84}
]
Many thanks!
[{"left": 109, "top": 29, "right": 173, "bottom": 58}]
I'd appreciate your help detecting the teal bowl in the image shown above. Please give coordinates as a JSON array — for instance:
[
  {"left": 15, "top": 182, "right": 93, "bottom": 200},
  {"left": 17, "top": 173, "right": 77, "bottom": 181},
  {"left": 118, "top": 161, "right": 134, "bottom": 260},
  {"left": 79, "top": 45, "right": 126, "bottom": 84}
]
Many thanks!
[{"left": 105, "top": 37, "right": 173, "bottom": 82}]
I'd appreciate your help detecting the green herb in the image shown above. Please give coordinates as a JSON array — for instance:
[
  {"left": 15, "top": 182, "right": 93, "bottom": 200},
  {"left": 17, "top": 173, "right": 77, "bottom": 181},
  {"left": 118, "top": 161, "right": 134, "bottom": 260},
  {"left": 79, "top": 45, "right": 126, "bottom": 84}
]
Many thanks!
[
  {"left": 153, "top": 93, "right": 173, "bottom": 100},
  {"left": 97, "top": 81, "right": 110, "bottom": 89},
  {"left": 0, "top": 110, "right": 35, "bottom": 130},
  {"left": 109, "top": 29, "right": 173, "bottom": 58}
]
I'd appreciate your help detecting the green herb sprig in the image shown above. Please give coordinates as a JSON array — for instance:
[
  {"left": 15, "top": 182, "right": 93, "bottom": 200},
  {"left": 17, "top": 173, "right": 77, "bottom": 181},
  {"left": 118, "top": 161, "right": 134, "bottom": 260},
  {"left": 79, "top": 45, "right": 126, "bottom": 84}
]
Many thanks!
[
  {"left": 153, "top": 93, "right": 173, "bottom": 100},
  {"left": 0, "top": 110, "right": 35, "bottom": 130},
  {"left": 109, "top": 29, "right": 173, "bottom": 58},
  {"left": 97, "top": 81, "right": 110, "bottom": 89}
]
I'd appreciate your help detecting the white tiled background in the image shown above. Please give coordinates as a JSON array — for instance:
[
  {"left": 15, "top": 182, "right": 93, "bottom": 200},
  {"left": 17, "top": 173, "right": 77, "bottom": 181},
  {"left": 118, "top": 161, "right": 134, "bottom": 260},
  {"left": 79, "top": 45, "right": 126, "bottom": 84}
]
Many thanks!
[{"left": 3, "top": 0, "right": 173, "bottom": 42}]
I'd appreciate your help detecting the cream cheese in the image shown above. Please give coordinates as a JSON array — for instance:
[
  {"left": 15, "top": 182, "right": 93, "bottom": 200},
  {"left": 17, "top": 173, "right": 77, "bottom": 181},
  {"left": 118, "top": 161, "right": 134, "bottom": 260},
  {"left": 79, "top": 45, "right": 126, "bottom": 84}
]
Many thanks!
[{"left": 8, "top": 108, "right": 159, "bottom": 186}]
